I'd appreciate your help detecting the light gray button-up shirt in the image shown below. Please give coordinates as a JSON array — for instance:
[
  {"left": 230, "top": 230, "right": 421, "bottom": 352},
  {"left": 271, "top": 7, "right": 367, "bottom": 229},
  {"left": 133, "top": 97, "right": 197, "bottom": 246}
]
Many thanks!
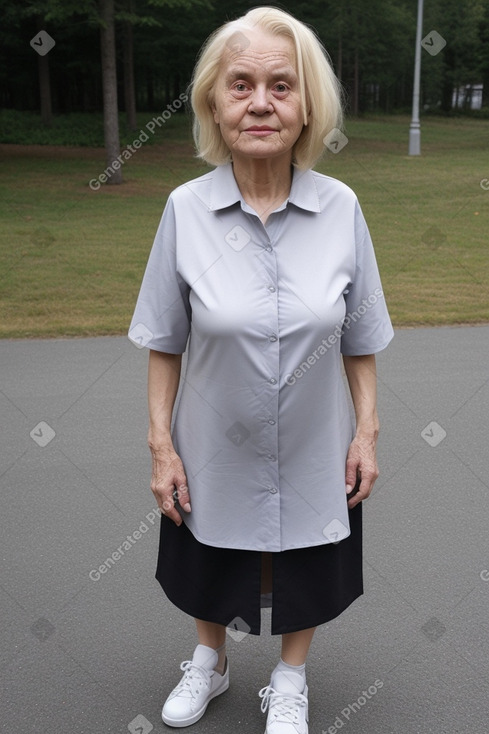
[{"left": 129, "top": 163, "right": 394, "bottom": 552}]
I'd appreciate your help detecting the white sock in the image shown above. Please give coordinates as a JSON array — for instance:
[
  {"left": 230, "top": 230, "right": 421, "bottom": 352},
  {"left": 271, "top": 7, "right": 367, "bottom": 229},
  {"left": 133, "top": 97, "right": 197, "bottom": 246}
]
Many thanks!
[
  {"left": 192, "top": 644, "right": 218, "bottom": 670},
  {"left": 192, "top": 642, "right": 226, "bottom": 676},
  {"left": 271, "top": 658, "right": 306, "bottom": 693}
]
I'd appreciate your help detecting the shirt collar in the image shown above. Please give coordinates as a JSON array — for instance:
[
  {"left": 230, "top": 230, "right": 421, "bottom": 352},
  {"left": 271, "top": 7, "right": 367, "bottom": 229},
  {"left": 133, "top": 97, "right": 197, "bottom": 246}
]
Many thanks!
[{"left": 208, "top": 163, "right": 321, "bottom": 214}]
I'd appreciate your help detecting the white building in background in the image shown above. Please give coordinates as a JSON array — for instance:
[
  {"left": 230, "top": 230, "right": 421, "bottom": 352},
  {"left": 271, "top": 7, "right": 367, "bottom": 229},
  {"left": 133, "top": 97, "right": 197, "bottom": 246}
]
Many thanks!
[{"left": 452, "top": 83, "right": 483, "bottom": 110}]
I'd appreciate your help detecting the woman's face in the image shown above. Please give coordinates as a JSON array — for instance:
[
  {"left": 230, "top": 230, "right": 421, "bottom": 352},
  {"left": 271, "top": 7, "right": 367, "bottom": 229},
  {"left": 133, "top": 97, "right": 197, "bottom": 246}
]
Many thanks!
[{"left": 211, "top": 28, "right": 305, "bottom": 166}]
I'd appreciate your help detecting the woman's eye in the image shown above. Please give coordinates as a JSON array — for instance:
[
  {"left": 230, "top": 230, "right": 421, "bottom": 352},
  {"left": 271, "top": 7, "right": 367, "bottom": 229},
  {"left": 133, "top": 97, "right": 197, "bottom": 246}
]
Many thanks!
[
  {"left": 233, "top": 83, "right": 248, "bottom": 92},
  {"left": 274, "top": 83, "right": 288, "bottom": 93}
]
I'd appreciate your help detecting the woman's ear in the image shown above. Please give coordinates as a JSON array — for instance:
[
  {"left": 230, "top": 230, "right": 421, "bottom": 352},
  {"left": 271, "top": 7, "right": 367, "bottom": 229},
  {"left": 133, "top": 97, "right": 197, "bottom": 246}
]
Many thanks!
[{"left": 211, "top": 98, "right": 219, "bottom": 124}]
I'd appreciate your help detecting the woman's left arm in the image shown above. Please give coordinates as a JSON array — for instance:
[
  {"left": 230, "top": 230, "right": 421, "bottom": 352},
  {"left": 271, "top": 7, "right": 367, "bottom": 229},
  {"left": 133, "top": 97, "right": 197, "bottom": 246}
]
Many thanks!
[{"left": 342, "top": 354, "right": 380, "bottom": 508}]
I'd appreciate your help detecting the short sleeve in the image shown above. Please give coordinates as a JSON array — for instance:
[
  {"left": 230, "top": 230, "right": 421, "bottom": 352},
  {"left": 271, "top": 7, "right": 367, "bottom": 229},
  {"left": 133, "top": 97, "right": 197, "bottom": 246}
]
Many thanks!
[
  {"left": 128, "top": 196, "right": 191, "bottom": 353},
  {"left": 340, "top": 201, "right": 394, "bottom": 356}
]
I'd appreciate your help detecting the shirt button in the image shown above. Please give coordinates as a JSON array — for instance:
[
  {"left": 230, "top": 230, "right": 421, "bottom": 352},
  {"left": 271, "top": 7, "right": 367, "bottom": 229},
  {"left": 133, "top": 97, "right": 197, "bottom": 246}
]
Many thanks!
[
  {"left": 269, "top": 334, "right": 277, "bottom": 342},
  {"left": 265, "top": 245, "right": 272, "bottom": 252},
  {"left": 268, "top": 285, "right": 276, "bottom": 293},
  {"left": 269, "top": 377, "right": 277, "bottom": 385},
  {"left": 267, "top": 454, "right": 277, "bottom": 461},
  {"left": 267, "top": 486, "right": 277, "bottom": 494},
  {"left": 268, "top": 419, "right": 276, "bottom": 425}
]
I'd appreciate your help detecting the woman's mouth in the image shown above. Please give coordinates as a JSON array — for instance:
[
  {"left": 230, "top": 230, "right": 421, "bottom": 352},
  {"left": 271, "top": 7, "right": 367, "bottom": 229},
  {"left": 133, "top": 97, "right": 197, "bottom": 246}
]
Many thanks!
[{"left": 244, "top": 126, "right": 277, "bottom": 136}]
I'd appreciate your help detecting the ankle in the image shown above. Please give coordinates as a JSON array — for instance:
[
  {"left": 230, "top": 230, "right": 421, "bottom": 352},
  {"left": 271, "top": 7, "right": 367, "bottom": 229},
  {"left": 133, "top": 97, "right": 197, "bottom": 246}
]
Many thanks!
[
  {"left": 214, "top": 642, "right": 227, "bottom": 676},
  {"left": 276, "top": 658, "right": 306, "bottom": 673}
]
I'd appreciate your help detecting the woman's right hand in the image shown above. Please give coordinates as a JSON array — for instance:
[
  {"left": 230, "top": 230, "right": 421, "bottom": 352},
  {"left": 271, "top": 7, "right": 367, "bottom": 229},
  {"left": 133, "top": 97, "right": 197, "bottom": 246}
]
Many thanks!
[{"left": 149, "top": 442, "right": 190, "bottom": 526}]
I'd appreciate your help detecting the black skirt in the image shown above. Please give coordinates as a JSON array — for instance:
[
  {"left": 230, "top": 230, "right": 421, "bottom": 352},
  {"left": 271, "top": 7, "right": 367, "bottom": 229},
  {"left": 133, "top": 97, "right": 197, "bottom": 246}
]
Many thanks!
[{"left": 155, "top": 502, "right": 363, "bottom": 635}]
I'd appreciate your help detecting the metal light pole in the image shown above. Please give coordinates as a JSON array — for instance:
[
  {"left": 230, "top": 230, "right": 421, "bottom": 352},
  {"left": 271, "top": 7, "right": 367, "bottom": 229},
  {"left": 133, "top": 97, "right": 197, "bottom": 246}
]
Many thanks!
[{"left": 409, "top": 0, "right": 424, "bottom": 155}]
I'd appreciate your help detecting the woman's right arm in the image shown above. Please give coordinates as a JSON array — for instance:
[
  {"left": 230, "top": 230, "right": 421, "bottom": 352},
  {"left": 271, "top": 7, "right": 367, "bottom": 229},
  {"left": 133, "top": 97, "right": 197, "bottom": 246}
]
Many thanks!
[{"left": 148, "top": 349, "right": 190, "bottom": 526}]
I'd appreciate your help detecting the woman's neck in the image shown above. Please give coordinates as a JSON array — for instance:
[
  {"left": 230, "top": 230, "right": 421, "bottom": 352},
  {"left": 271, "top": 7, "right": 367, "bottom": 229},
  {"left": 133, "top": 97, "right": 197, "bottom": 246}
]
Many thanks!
[{"left": 231, "top": 156, "right": 293, "bottom": 225}]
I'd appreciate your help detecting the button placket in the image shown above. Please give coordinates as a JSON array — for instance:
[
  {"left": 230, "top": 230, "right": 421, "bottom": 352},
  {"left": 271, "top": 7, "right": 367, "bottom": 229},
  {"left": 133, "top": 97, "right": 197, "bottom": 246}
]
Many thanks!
[{"left": 261, "top": 237, "right": 280, "bottom": 518}]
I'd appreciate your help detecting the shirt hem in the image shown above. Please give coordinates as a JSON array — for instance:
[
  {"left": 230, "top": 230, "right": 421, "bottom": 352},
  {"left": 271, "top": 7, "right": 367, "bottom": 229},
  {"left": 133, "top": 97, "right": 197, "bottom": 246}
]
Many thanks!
[
  {"left": 340, "top": 331, "right": 395, "bottom": 356},
  {"left": 182, "top": 517, "right": 351, "bottom": 553}
]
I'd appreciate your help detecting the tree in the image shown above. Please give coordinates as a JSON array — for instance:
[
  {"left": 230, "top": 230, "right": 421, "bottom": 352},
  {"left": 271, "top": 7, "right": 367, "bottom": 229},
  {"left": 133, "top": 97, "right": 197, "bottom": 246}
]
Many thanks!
[
  {"left": 122, "top": 8, "right": 137, "bottom": 131},
  {"left": 43, "top": 0, "right": 123, "bottom": 181},
  {"left": 99, "top": 0, "right": 122, "bottom": 184},
  {"left": 0, "top": 1, "right": 56, "bottom": 123},
  {"left": 479, "top": 2, "right": 489, "bottom": 108},
  {"left": 36, "top": 44, "right": 53, "bottom": 126},
  {"left": 295, "top": 0, "right": 414, "bottom": 114},
  {"left": 1, "top": 0, "right": 487, "bottom": 128},
  {"left": 423, "top": 0, "right": 486, "bottom": 112}
]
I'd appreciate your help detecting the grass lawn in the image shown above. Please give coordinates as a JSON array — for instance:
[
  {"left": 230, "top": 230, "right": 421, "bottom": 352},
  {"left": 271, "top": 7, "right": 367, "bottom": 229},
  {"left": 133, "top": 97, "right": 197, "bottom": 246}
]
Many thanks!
[{"left": 0, "top": 114, "right": 488, "bottom": 338}]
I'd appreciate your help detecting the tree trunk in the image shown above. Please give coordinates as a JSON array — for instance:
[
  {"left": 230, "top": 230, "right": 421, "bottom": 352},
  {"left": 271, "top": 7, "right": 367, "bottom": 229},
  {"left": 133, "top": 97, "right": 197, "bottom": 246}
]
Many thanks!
[
  {"left": 38, "top": 53, "right": 53, "bottom": 126},
  {"left": 352, "top": 47, "right": 359, "bottom": 116},
  {"left": 123, "top": 18, "right": 137, "bottom": 130},
  {"left": 337, "top": 35, "right": 343, "bottom": 81},
  {"left": 440, "top": 45, "right": 456, "bottom": 113},
  {"left": 165, "top": 76, "right": 171, "bottom": 107},
  {"left": 99, "top": 0, "right": 122, "bottom": 185},
  {"left": 482, "top": 73, "right": 489, "bottom": 108},
  {"left": 147, "top": 71, "right": 154, "bottom": 110}
]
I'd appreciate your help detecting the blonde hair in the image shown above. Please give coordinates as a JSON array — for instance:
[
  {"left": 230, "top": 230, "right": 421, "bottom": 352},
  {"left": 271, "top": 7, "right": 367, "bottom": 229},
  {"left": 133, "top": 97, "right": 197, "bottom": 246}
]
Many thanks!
[{"left": 190, "top": 6, "right": 343, "bottom": 170}]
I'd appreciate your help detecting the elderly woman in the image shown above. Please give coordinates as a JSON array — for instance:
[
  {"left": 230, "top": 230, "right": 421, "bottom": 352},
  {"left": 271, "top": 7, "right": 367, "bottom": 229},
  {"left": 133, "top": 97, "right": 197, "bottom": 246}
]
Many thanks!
[{"left": 129, "top": 7, "right": 393, "bottom": 733}]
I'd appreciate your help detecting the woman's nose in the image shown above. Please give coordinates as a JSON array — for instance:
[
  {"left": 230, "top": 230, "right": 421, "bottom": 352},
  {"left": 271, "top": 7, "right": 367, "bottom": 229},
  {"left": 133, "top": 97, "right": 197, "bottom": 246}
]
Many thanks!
[{"left": 248, "top": 85, "right": 273, "bottom": 114}]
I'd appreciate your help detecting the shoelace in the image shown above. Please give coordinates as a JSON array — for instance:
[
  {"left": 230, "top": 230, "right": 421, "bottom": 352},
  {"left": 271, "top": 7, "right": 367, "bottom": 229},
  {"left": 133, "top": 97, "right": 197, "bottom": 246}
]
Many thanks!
[
  {"left": 259, "top": 685, "right": 308, "bottom": 726},
  {"left": 169, "top": 660, "right": 212, "bottom": 701}
]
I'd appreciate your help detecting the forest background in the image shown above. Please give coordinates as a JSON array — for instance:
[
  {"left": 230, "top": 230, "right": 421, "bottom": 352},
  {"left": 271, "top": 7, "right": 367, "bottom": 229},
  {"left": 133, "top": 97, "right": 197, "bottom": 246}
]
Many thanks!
[
  {"left": 1, "top": 0, "right": 488, "bottom": 131},
  {"left": 1, "top": 0, "right": 488, "bottom": 337}
]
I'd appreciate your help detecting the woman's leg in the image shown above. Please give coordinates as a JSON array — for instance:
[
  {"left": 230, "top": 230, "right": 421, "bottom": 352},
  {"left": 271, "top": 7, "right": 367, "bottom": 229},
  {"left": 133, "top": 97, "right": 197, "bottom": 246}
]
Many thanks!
[
  {"left": 195, "top": 618, "right": 227, "bottom": 674},
  {"left": 262, "top": 550, "right": 316, "bottom": 664},
  {"left": 261, "top": 551, "right": 273, "bottom": 594},
  {"left": 262, "top": 551, "right": 316, "bottom": 665},
  {"left": 281, "top": 626, "right": 316, "bottom": 665}
]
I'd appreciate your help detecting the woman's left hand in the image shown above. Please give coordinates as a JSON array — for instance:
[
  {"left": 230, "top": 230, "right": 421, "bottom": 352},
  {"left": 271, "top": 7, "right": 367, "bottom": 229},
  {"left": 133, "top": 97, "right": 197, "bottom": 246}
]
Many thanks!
[{"left": 345, "top": 432, "right": 379, "bottom": 509}]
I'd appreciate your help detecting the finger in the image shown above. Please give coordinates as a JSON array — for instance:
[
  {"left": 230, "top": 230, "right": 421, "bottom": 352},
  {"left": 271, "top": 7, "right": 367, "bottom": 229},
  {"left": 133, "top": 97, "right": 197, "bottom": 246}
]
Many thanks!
[
  {"left": 174, "top": 483, "right": 191, "bottom": 513},
  {"left": 159, "top": 495, "right": 183, "bottom": 526},
  {"left": 150, "top": 480, "right": 183, "bottom": 526},
  {"left": 150, "top": 459, "right": 190, "bottom": 522},
  {"left": 345, "top": 458, "right": 360, "bottom": 494},
  {"left": 347, "top": 491, "right": 362, "bottom": 509},
  {"left": 347, "top": 470, "right": 378, "bottom": 508}
]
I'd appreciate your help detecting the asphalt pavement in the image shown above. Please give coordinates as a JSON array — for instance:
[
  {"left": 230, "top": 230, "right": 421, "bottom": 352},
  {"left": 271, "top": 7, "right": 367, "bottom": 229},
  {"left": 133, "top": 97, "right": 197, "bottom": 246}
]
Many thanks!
[{"left": 1, "top": 326, "right": 488, "bottom": 734}]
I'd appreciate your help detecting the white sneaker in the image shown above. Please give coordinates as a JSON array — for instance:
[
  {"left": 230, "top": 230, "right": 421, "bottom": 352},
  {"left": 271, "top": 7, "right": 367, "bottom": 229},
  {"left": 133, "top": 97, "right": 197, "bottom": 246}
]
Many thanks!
[
  {"left": 259, "top": 670, "right": 309, "bottom": 734},
  {"left": 161, "top": 644, "right": 229, "bottom": 727}
]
